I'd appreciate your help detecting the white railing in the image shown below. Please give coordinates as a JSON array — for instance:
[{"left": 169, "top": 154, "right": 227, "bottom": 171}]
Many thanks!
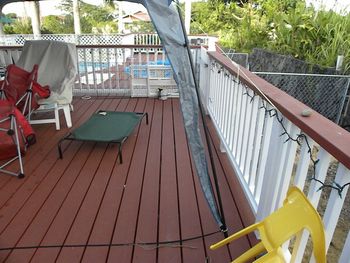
[
  {"left": 201, "top": 49, "right": 350, "bottom": 262},
  {"left": 133, "top": 33, "right": 161, "bottom": 46},
  {"left": 133, "top": 33, "right": 217, "bottom": 47},
  {"left": 75, "top": 45, "right": 200, "bottom": 96},
  {"left": 0, "top": 44, "right": 201, "bottom": 96}
]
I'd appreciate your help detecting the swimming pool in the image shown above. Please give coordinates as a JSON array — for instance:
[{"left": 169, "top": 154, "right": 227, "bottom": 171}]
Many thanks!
[{"left": 124, "top": 60, "right": 172, "bottom": 78}]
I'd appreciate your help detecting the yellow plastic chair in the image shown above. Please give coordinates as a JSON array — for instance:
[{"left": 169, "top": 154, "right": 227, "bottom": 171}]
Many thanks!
[{"left": 210, "top": 186, "right": 326, "bottom": 263}]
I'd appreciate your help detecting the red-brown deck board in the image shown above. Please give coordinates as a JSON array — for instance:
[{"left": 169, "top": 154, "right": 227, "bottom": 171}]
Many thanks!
[{"left": 0, "top": 97, "right": 255, "bottom": 263}]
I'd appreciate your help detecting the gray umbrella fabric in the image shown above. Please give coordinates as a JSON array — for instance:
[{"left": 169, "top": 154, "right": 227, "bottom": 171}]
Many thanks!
[{"left": 118, "top": 0, "right": 223, "bottom": 228}]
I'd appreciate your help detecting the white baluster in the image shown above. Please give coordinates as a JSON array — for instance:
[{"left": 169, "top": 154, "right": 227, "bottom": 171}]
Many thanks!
[
  {"left": 249, "top": 98, "right": 265, "bottom": 194},
  {"left": 339, "top": 231, "right": 350, "bottom": 263},
  {"left": 294, "top": 135, "right": 315, "bottom": 189},
  {"left": 292, "top": 148, "right": 332, "bottom": 262}
]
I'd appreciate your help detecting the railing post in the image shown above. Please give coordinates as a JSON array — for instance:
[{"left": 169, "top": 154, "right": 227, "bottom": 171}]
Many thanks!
[
  {"left": 122, "top": 34, "right": 135, "bottom": 45},
  {"left": 208, "top": 37, "right": 218, "bottom": 52},
  {"left": 199, "top": 48, "right": 211, "bottom": 114}
]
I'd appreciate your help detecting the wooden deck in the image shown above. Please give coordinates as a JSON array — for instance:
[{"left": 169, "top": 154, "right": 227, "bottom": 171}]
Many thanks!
[{"left": 0, "top": 97, "right": 255, "bottom": 263}]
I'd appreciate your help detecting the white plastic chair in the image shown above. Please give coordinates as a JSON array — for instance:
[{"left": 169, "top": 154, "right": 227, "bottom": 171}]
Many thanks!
[{"left": 16, "top": 40, "right": 78, "bottom": 130}]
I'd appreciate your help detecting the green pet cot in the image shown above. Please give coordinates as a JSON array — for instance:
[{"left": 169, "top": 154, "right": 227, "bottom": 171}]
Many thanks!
[{"left": 58, "top": 111, "right": 148, "bottom": 163}]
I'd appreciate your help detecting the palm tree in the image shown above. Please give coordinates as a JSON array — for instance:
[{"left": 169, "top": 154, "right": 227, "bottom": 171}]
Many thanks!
[
  {"left": 185, "top": 0, "right": 192, "bottom": 34},
  {"left": 72, "top": 0, "right": 81, "bottom": 34},
  {"left": 31, "top": 1, "right": 41, "bottom": 37},
  {"left": 0, "top": 11, "right": 5, "bottom": 35},
  {"left": 117, "top": 1, "right": 124, "bottom": 33}
]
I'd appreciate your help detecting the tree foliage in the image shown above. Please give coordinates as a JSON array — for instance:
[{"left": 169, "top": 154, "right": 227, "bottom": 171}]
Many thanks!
[
  {"left": 192, "top": 0, "right": 350, "bottom": 72},
  {"left": 41, "top": 15, "right": 74, "bottom": 34},
  {"left": 4, "top": 0, "right": 117, "bottom": 34},
  {"left": 4, "top": 18, "right": 32, "bottom": 34},
  {"left": 58, "top": 0, "right": 117, "bottom": 33},
  {"left": 125, "top": 21, "right": 155, "bottom": 33}
]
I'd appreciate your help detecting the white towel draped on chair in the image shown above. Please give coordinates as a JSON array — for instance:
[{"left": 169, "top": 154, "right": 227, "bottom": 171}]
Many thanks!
[{"left": 16, "top": 40, "right": 78, "bottom": 130}]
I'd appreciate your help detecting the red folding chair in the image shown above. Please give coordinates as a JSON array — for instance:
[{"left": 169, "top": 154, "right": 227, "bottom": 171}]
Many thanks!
[
  {"left": 0, "top": 64, "right": 50, "bottom": 117},
  {"left": 0, "top": 100, "right": 35, "bottom": 178}
]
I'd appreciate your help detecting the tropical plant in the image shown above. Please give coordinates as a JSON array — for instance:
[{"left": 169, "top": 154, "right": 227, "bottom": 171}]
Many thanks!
[
  {"left": 7, "top": 17, "right": 32, "bottom": 34},
  {"left": 125, "top": 20, "right": 155, "bottom": 33},
  {"left": 191, "top": 0, "right": 350, "bottom": 73},
  {"left": 58, "top": 0, "right": 117, "bottom": 34},
  {"left": 91, "top": 21, "right": 118, "bottom": 34},
  {"left": 41, "top": 15, "right": 74, "bottom": 34}
]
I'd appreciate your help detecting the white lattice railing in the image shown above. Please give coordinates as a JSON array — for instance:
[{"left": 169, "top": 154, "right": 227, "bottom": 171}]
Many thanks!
[
  {"left": 200, "top": 49, "right": 350, "bottom": 262},
  {"left": 0, "top": 34, "right": 124, "bottom": 46},
  {"left": 0, "top": 33, "right": 217, "bottom": 47}
]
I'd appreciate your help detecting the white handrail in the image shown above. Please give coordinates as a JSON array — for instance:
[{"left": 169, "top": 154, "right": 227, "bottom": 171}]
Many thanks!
[{"left": 203, "top": 50, "right": 350, "bottom": 261}]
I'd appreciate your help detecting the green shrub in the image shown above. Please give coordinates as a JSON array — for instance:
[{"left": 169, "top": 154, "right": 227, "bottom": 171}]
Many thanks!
[{"left": 192, "top": 0, "right": 350, "bottom": 73}]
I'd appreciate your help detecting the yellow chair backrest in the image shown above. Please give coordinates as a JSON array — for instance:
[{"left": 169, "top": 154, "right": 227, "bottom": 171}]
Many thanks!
[{"left": 210, "top": 186, "right": 326, "bottom": 263}]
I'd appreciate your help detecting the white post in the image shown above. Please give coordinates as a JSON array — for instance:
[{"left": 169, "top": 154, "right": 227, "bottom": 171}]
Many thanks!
[
  {"left": 199, "top": 47, "right": 210, "bottom": 113},
  {"left": 122, "top": 34, "right": 134, "bottom": 45},
  {"left": 72, "top": 0, "right": 81, "bottom": 35},
  {"left": 208, "top": 37, "right": 218, "bottom": 52},
  {"left": 185, "top": 0, "right": 191, "bottom": 34},
  {"left": 336, "top": 55, "right": 344, "bottom": 71},
  {"left": 118, "top": 2, "right": 125, "bottom": 33},
  {"left": 28, "top": 2, "right": 41, "bottom": 38},
  {"left": 0, "top": 10, "right": 5, "bottom": 36}
]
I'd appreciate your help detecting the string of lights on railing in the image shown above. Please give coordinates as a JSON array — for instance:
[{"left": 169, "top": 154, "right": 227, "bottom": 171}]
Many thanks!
[{"left": 210, "top": 61, "right": 350, "bottom": 197}]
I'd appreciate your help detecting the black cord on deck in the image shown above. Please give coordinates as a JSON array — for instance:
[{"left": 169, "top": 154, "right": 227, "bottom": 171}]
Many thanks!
[{"left": 0, "top": 231, "right": 220, "bottom": 251}]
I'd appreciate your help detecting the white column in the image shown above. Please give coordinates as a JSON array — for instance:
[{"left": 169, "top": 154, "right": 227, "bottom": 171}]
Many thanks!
[
  {"left": 185, "top": 0, "right": 191, "bottom": 34},
  {"left": 73, "top": 0, "right": 81, "bottom": 35},
  {"left": 28, "top": 2, "right": 41, "bottom": 38},
  {"left": 118, "top": 2, "right": 125, "bottom": 33}
]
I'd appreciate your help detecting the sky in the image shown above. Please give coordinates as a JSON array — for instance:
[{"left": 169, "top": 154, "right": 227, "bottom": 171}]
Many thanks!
[
  {"left": 2, "top": 0, "right": 350, "bottom": 16},
  {"left": 306, "top": 0, "right": 350, "bottom": 12}
]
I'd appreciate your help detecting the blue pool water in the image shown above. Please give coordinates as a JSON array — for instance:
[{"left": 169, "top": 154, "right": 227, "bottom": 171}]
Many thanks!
[{"left": 124, "top": 60, "right": 172, "bottom": 78}]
